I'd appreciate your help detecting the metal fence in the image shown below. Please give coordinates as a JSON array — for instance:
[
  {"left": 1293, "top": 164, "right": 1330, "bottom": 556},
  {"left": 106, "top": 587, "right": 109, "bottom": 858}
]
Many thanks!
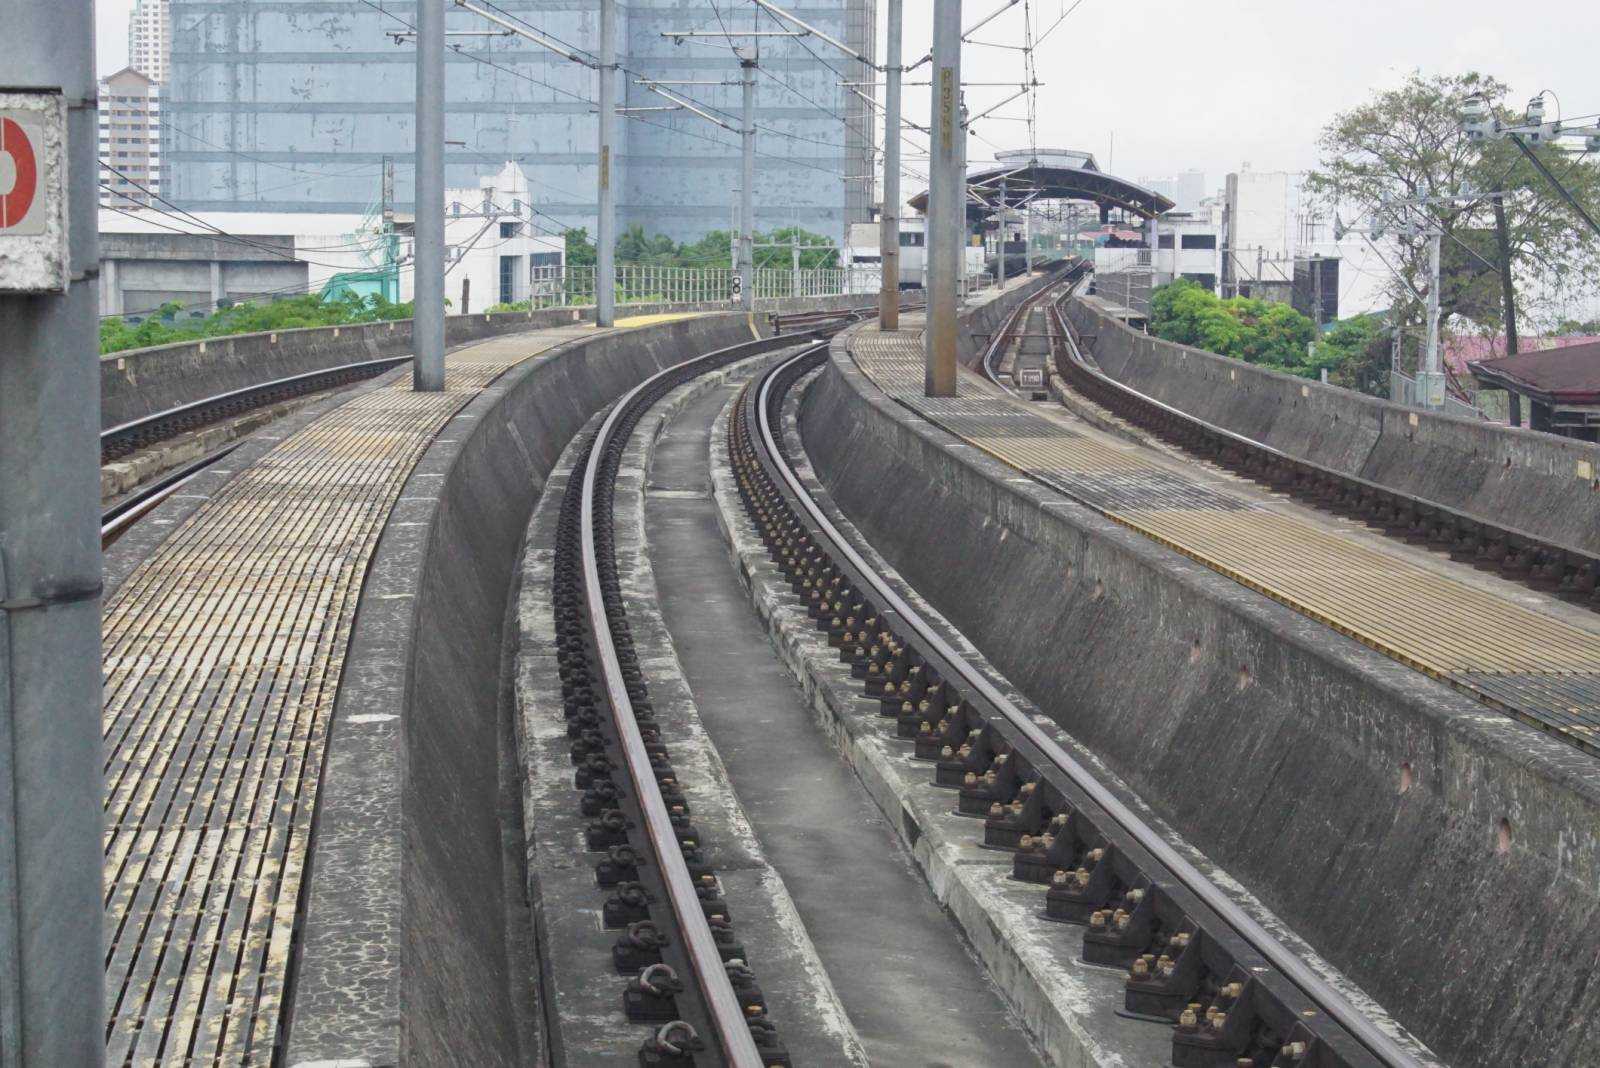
[
  {"left": 1390, "top": 366, "right": 1488, "bottom": 420},
  {"left": 522, "top": 264, "right": 884, "bottom": 310}
]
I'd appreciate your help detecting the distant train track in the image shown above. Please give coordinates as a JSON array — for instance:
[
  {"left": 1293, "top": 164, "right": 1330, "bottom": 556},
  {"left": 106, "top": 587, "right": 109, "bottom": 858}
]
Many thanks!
[
  {"left": 98, "top": 357, "right": 414, "bottom": 548},
  {"left": 729, "top": 338, "right": 1418, "bottom": 1068},
  {"left": 1042, "top": 290, "right": 1600, "bottom": 615}
]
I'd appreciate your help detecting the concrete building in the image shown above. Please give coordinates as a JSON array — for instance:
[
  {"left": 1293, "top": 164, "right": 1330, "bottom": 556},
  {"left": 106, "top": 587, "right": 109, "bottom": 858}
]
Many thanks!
[
  {"left": 99, "top": 67, "right": 163, "bottom": 208},
  {"left": 129, "top": 0, "right": 171, "bottom": 82},
  {"left": 99, "top": 163, "right": 563, "bottom": 318},
  {"left": 1222, "top": 169, "right": 1294, "bottom": 295},
  {"left": 1138, "top": 169, "right": 1208, "bottom": 213},
  {"left": 162, "top": 0, "right": 876, "bottom": 244}
]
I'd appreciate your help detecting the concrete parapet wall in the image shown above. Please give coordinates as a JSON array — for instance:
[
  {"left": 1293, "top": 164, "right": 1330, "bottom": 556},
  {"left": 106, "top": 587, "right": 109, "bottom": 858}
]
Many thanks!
[
  {"left": 799, "top": 323, "right": 1600, "bottom": 1067},
  {"left": 285, "top": 313, "right": 788, "bottom": 1065},
  {"left": 101, "top": 293, "right": 872, "bottom": 431},
  {"left": 1067, "top": 298, "right": 1600, "bottom": 555}
]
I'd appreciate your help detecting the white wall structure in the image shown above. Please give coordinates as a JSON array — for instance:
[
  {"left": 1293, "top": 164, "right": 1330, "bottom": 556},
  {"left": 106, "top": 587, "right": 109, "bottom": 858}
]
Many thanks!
[
  {"left": 441, "top": 162, "right": 566, "bottom": 311},
  {"left": 1224, "top": 169, "right": 1294, "bottom": 288},
  {"left": 99, "top": 67, "right": 162, "bottom": 207},
  {"left": 1139, "top": 169, "right": 1208, "bottom": 213},
  {"left": 128, "top": 0, "right": 170, "bottom": 82}
]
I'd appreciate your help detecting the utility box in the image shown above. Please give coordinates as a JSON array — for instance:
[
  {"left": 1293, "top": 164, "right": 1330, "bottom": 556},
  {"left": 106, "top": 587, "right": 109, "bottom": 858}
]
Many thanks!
[{"left": 0, "top": 91, "right": 69, "bottom": 292}]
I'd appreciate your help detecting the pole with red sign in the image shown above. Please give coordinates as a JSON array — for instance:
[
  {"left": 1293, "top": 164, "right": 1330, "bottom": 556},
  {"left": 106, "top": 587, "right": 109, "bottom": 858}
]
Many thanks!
[{"left": 0, "top": 4, "right": 107, "bottom": 1065}]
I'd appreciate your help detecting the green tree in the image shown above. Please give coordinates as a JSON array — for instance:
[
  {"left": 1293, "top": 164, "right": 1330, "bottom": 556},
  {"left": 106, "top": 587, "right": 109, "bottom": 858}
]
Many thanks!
[
  {"left": 565, "top": 227, "right": 598, "bottom": 267},
  {"left": 1304, "top": 70, "right": 1600, "bottom": 348},
  {"left": 1148, "top": 279, "right": 1319, "bottom": 376}
]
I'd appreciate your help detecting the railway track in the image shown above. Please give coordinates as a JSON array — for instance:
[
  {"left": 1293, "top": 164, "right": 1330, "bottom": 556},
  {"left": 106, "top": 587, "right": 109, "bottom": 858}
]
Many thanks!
[
  {"left": 549, "top": 327, "right": 858, "bottom": 1067},
  {"left": 98, "top": 356, "right": 413, "bottom": 547},
  {"left": 99, "top": 355, "right": 411, "bottom": 463},
  {"left": 728, "top": 341, "right": 1420, "bottom": 1068},
  {"left": 1042, "top": 290, "right": 1600, "bottom": 615}
]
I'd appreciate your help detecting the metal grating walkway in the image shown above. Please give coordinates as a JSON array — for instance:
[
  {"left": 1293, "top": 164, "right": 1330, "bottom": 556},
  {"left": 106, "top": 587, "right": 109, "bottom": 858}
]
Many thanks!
[
  {"left": 97, "top": 323, "right": 611, "bottom": 1065},
  {"left": 850, "top": 319, "right": 1600, "bottom": 753}
]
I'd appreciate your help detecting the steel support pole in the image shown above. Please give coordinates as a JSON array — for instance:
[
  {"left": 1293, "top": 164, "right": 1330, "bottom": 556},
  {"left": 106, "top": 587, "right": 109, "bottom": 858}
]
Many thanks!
[
  {"left": 996, "top": 177, "right": 1007, "bottom": 289},
  {"left": 413, "top": 0, "right": 446, "bottom": 390},
  {"left": 1422, "top": 228, "right": 1443, "bottom": 408},
  {"left": 878, "top": 0, "right": 903, "bottom": 330},
  {"left": 0, "top": 3, "right": 107, "bottom": 1062},
  {"left": 596, "top": 0, "right": 616, "bottom": 326},
  {"left": 925, "top": 0, "right": 961, "bottom": 395},
  {"left": 739, "top": 54, "right": 757, "bottom": 312}
]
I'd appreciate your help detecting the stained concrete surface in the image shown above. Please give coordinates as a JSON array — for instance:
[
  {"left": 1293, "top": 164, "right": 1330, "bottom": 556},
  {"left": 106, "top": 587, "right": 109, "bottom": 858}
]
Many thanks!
[
  {"left": 802, "top": 318, "right": 1600, "bottom": 1068},
  {"left": 644, "top": 382, "right": 1045, "bottom": 1067}
]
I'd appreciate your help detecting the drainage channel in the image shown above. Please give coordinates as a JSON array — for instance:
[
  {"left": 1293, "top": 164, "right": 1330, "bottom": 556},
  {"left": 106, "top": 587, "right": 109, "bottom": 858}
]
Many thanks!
[
  {"left": 645, "top": 364, "right": 1046, "bottom": 1066},
  {"left": 729, "top": 344, "right": 1426, "bottom": 1068}
]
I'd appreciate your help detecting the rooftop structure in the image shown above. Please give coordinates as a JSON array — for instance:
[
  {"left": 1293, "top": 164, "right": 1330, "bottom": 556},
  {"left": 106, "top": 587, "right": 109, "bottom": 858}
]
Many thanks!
[{"left": 1470, "top": 340, "right": 1600, "bottom": 438}]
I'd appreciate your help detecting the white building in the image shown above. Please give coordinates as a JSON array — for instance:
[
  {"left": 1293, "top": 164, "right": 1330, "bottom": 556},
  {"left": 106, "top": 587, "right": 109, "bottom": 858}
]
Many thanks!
[
  {"left": 443, "top": 163, "right": 566, "bottom": 312},
  {"left": 99, "top": 68, "right": 162, "bottom": 208},
  {"left": 1223, "top": 169, "right": 1295, "bottom": 293},
  {"left": 1138, "top": 170, "right": 1208, "bottom": 213},
  {"left": 98, "top": 162, "right": 565, "bottom": 318},
  {"left": 129, "top": 0, "right": 170, "bottom": 82}
]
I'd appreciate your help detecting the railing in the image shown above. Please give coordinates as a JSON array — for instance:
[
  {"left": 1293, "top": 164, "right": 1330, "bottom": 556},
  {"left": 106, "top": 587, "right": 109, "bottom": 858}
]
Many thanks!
[
  {"left": 1390, "top": 366, "right": 1487, "bottom": 420},
  {"left": 521, "top": 264, "right": 885, "bottom": 311}
]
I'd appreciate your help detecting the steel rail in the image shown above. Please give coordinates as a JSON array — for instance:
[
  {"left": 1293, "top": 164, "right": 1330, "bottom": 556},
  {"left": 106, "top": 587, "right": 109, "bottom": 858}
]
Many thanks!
[
  {"left": 1046, "top": 291, "right": 1600, "bottom": 597},
  {"left": 100, "top": 355, "right": 413, "bottom": 460},
  {"left": 750, "top": 344, "right": 1420, "bottom": 1068},
  {"left": 579, "top": 335, "right": 831, "bottom": 1067},
  {"left": 100, "top": 444, "right": 240, "bottom": 547}
]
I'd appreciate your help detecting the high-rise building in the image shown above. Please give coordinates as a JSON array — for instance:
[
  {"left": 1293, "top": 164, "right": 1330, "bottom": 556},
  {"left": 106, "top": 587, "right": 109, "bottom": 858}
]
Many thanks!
[
  {"left": 129, "top": 0, "right": 170, "bottom": 82},
  {"left": 99, "top": 67, "right": 163, "bottom": 208},
  {"left": 162, "top": 0, "right": 877, "bottom": 243}
]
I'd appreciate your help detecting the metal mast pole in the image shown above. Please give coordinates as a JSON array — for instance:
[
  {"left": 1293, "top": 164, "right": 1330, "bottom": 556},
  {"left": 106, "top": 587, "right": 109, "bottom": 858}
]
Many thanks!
[
  {"left": 1422, "top": 227, "right": 1443, "bottom": 409},
  {"left": 739, "top": 50, "right": 757, "bottom": 311},
  {"left": 925, "top": 0, "right": 962, "bottom": 395},
  {"left": 878, "top": 0, "right": 903, "bottom": 330},
  {"left": 996, "top": 177, "right": 1007, "bottom": 289},
  {"left": 596, "top": 0, "right": 616, "bottom": 326},
  {"left": 413, "top": 0, "right": 446, "bottom": 390},
  {"left": 0, "top": 1, "right": 107, "bottom": 1061}
]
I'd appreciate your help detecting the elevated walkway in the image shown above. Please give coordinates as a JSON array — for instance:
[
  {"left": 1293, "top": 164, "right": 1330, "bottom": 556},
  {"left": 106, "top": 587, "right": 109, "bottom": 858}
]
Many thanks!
[
  {"left": 848, "top": 316, "right": 1600, "bottom": 754},
  {"left": 98, "top": 317, "right": 679, "bottom": 1065}
]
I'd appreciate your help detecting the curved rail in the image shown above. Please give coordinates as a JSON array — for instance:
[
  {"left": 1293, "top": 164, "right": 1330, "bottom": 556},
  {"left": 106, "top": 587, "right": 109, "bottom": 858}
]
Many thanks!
[
  {"left": 100, "top": 355, "right": 412, "bottom": 462},
  {"left": 734, "top": 342, "right": 1421, "bottom": 1068},
  {"left": 573, "top": 327, "right": 851, "bottom": 1065},
  {"left": 1047, "top": 292, "right": 1600, "bottom": 611},
  {"left": 100, "top": 444, "right": 239, "bottom": 548}
]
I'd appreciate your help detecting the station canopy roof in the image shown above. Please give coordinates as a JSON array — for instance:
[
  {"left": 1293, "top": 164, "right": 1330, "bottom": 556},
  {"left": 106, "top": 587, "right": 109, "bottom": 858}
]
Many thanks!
[{"left": 908, "top": 149, "right": 1176, "bottom": 222}]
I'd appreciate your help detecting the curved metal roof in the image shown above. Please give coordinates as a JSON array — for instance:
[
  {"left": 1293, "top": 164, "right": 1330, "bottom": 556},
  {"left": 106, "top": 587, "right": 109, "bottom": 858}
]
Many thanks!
[{"left": 908, "top": 160, "right": 1176, "bottom": 221}]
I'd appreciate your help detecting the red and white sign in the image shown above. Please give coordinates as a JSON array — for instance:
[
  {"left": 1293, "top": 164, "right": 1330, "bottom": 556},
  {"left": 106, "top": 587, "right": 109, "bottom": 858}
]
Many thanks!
[
  {"left": 0, "top": 93, "right": 67, "bottom": 292},
  {"left": 0, "top": 114, "right": 43, "bottom": 234}
]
